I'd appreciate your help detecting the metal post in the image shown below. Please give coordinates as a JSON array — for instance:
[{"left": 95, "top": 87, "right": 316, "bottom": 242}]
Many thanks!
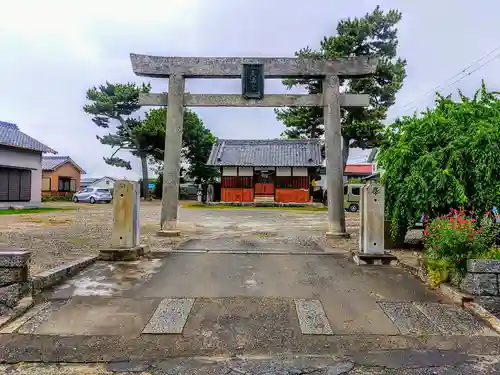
[
  {"left": 158, "top": 74, "right": 185, "bottom": 236},
  {"left": 323, "top": 75, "right": 348, "bottom": 237}
]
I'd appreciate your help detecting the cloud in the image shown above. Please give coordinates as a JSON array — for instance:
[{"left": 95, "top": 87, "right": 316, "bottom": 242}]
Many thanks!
[{"left": 1, "top": 0, "right": 500, "bottom": 179}]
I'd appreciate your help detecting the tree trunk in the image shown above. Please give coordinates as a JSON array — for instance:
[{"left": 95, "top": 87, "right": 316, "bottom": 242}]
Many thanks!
[
  {"left": 342, "top": 136, "right": 350, "bottom": 172},
  {"left": 140, "top": 154, "right": 149, "bottom": 201}
]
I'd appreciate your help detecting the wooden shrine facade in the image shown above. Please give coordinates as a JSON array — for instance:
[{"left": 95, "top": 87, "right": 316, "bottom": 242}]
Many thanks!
[{"left": 207, "top": 139, "right": 322, "bottom": 203}]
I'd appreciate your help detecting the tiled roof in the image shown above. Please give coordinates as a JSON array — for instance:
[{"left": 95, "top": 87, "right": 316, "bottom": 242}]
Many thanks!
[
  {"left": 207, "top": 139, "right": 323, "bottom": 167},
  {"left": 42, "top": 156, "right": 86, "bottom": 173},
  {"left": 81, "top": 177, "right": 99, "bottom": 184},
  {"left": 0, "top": 121, "right": 56, "bottom": 153},
  {"left": 344, "top": 164, "right": 374, "bottom": 175}
]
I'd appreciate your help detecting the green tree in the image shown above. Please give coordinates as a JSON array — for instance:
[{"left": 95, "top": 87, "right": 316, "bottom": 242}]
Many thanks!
[
  {"left": 275, "top": 6, "right": 407, "bottom": 168},
  {"left": 83, "top": 82, "right": 152, "bottom": 199},
  {"left": 141, "top": 107, "right": 218, "bottom": 183},
  {"left": 378, "top": 82, "right": 500, "bottom": 239}
]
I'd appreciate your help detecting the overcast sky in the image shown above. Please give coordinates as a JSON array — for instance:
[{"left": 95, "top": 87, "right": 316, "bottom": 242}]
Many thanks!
[{"left": 1, "top": 0, "right": 499, "bottom": 179}]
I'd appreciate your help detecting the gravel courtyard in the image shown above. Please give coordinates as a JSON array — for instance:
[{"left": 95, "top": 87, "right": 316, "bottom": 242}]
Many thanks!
[{"left": 0, "top": 202, "right": 361, "bottom": 274}]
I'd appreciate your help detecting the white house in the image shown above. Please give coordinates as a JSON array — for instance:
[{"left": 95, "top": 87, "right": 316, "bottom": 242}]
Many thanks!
[
  {"left": 80, "top": 176, "right": 116, "bottom": 190},
  {"left": 0, "top": 121, "right": 56, "bottom": 208}
]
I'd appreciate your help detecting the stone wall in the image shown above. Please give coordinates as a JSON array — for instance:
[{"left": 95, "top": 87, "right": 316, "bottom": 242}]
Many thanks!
[
  {"left": 0, "top": 251, "right": 31, "bottom": 315},
  {"left": 461, "top": 259, "right": 500, "bottom": 296}
]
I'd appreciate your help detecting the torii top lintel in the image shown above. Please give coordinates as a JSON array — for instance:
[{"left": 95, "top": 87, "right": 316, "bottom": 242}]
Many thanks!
[{"left": 129, "top": 54, "right": 378, "bottom": 79}]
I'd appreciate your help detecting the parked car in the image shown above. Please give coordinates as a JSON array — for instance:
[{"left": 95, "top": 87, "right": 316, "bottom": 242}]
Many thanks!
[
  {"left": 179, "top": 182, "right": 198, "bottom": 199},
  {"left": 322, "top": 183, "right": 363, "bottom": 212},
  {"left": 73, "top": 187, "right": 113, "bottom": 204}
]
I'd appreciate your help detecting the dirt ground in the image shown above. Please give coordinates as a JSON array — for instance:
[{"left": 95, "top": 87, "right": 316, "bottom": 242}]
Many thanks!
[{"left": 0, "top": 200, "right": 420, "bottom": 274}]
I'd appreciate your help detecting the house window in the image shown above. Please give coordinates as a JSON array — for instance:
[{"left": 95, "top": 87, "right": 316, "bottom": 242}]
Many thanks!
[
  {"left": 0, "top": 167, "right": 32, "bottom": 202},
  {"left": 58, "top": 177, "right": 76, "bottom": 192},
  {"left": 42, "top": 178, "right": 51, "bottom": 191}
]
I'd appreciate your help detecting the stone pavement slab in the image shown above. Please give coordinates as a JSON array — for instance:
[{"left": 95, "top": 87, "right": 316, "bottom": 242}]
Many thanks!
[
  {"left": 181, "top": 297, "right": 297, "bottom": 351},
  {"left": 378, "top": 301, "right": 442, "bottom": 336},
  {"left": 142, "top": 298, "right": 194, "bottom": 334},
  {"left": 414, "top": 302, "right": 498, "bottom": 336},
  {"left": 17, "top": 297, "right": 160, "bottom": 336},
  {"left": 295, "top": 298, "right": 333, "bottom": 335}
]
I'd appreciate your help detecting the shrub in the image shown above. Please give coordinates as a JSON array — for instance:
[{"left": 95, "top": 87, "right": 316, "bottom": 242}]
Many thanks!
[
  {"left": 423, "top": 208, "right": 500, "bottom": 285},
  {"left": 476, "top": 248, "right": 500, "bottom": 260},
  {"left": 378, "top": 83, "right": 500, "bottom": 240}
]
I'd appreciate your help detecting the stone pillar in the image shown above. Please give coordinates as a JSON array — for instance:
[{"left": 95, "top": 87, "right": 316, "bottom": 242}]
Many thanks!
[
  {"left": 158, "top": 74, "right": 185, "bottom": 237},
  {"left": 323, "top": 75, "right": 348, "bottom": 238},
  {"left": 111, "top": 180, "right": 140, "bottom": 248},
  {"left": 0, "top": 251, "right": 32, "bottom": 320},
  {"left": 361, "top": 183, "right": 385, "bottom": 254},
  {"left": 99, "top": 180, "right": 148, "bottom": 261},
  {"left": 197, "top": 184, "right": 202, "bottom": 203},
  {"left": 359, "top": 184, "right": 367, "bottom": 252},
  {"left": 353, "top": 182, "right": 396, "bottom": 265},
  {"left": 207, "top": 184, "right": 214, "bottom": 203}
]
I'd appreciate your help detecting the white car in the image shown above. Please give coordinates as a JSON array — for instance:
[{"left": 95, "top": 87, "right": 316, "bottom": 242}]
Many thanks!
[{"left": 73, "top": 187, "right": 112, "bottom": 204}]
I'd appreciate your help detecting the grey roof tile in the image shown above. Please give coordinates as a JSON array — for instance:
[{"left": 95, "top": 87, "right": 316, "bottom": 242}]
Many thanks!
[
  {"left": 0, "top": 121, "right": 56, "bottom": 153},
  {"left": 42, "top": 156, "right": 86, "bottom": 173},
  {"left": 207, "top": 139, "right": 323, "bottom": 167}
]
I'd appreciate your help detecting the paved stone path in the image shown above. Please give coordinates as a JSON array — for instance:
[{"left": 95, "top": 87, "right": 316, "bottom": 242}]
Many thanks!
[{"left": 0, "top": 208, "right": 499, "bottom": 370}]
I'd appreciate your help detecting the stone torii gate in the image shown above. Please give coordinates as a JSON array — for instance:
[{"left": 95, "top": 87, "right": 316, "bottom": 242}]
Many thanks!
[{"left": 130, "top": 54, "right": 377, "bottom": 238}]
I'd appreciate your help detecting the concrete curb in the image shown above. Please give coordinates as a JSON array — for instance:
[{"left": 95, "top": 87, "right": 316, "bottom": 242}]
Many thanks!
[
  {"left": 466, "top": 301, "right": 500, "bottom": 335},
  {"left": 397, "top": 259, "right": 427, "bottom": 283},
  {"left": 0, "top": 296, "right": 33, "bottom": 329},
  {"left": 31, "top": 256, "right": 98, "bottom": 295},
  {"left": 438, "top": 283, "right": 500, "bottom": 334}
]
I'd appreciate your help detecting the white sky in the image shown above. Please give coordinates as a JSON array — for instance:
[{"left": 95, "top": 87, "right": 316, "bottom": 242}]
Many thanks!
[{"left": 1, "top": 0, "right": 499, "bottom": 178}]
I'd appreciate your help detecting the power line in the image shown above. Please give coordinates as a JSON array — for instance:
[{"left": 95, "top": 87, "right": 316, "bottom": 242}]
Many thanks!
[
  {"left": 388, "top": 45, "right": 500, "bottom": 120},
  {"left": 435, "top": 52, "right": 500, "bottom": 95},
  {"left": 399, "top": 51, "right": 500, "bottom": 117}
]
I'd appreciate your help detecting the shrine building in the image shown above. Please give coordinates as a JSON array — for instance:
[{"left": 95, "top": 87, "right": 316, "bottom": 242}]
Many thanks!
[{"left": 206, "top": 139, "right": 322, "bottom": 203}]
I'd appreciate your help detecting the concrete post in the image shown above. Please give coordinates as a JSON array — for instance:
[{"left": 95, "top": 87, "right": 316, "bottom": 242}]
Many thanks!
[
  {"left": 359, "top": 184, "right": 367, "bottom": 252},
  {"left": 158, "top": 74, "right": 185, "bottom": 236},
  {"left": 197, "top": 184, "right": 202, "bottom": 203},
  {"left": 323, "top": 75, "right": 348, "bottom": 238},
  {"left": 110, "top": 180, "right": 140, "bottom": 248},
  {"left": 100, "top": 180, "right": 148, "bottom": 261},
  {"left": 352, "top": 182, "right": 396, "bottom": 265},
  {"left": 361, "top": 183, "right": 385, "bottom": 254}
]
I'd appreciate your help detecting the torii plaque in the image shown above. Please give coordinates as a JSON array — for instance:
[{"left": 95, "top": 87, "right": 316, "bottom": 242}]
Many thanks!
[{"left": 130, "top": 54, "right": 377, "bottom": 238}]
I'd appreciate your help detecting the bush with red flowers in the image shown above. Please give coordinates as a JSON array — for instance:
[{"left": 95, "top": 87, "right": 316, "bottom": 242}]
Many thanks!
[{"left": 423, "top": 208, "right": 500, "bottom": 286}]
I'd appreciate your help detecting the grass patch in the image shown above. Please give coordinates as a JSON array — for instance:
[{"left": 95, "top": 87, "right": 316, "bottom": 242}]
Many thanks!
[
  {"left": 182, "top": 203, "right": 328, "bottom": 212},
  {"left": 0, "top": 207, "right": 74, "bottom": 216}
]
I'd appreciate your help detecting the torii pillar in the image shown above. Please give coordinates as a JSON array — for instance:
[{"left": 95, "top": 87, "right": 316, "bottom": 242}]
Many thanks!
[{"left": 130, "top": 54, "right": 377, "bottom": 237}]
